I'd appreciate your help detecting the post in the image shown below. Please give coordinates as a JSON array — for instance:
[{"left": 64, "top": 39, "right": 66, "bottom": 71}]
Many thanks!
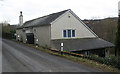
[
  {"left": 26, "top": 38, "right": 27, "bottom": 43},
  {"left": 18, "top": 35, "right": 20, "bottom": 41},
  {"left": 61, "top": 43, "right": 63, "bottom": 55},
  {"left": 36, "top": 39, "right": 39, "bottom": 47}
]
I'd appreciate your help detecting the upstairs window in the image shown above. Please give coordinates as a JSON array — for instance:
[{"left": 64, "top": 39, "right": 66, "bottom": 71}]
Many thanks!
[
  {"left": 72, "top": 30, "right": 75, "bottom": 37},
  {"left": 63, "top": 30, "right": 67, "bottom": 37},
  {"left": 63, "top": 29, "right": 75, "bottom": 38},
  {"left": 68, "top": 30, "right": 71, "bottom": 37}
]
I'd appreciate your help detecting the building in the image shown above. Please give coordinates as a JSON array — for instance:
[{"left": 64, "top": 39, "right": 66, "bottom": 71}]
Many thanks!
[{"left": 16, "top": 9, "right": 114, "bottom": 57}]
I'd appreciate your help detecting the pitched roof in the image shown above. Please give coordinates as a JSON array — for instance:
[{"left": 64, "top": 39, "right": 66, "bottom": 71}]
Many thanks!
[
  {"left": 51, "top": 38, "right": 114, "bottom": 51},
  {"left": 21, "top": 9, "right": 69, "bottom": 28}
]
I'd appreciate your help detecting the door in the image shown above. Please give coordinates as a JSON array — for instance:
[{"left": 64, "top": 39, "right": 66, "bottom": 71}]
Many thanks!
[{"left": 26, "top": 33, "right": 34, "bottom": 44}]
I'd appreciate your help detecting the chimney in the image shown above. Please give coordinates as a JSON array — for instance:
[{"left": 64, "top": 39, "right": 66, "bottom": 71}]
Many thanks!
[{"left": 19, "top": 11, "right": 23, "bottom": 26}]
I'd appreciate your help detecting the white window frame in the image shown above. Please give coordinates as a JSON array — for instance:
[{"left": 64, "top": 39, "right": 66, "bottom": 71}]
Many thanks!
[{"left": 63, "top": 29, "right": 76, "bottom": 38}]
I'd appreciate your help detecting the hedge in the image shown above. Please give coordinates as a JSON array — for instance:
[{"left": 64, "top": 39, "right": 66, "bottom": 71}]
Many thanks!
[{"left": 84, "top": 55, "right": 120, "bottom": 69}]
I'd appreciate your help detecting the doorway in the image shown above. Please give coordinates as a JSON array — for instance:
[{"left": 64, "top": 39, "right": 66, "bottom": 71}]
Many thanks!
[{"left": 26, "top": 33, "right": 34, "bottom": 44}]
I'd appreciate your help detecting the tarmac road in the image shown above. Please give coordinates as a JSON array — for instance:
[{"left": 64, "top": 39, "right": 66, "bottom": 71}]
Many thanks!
[{"left": 2, "top": 39, "right": 101, "bottom": 72}]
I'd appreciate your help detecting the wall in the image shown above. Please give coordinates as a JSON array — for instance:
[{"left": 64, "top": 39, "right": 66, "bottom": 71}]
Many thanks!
[
  {"left": 51, "top": 11, "right": 97, "bottom": 40},
  {"left": 25, "top": 28, "right": 33, "bottom": 33},
  {"left": 16, "top": 29, "right": 26, "bottom": 43},
  {"left": 33, "top": 25, "right": 51, "bottom": 47}
]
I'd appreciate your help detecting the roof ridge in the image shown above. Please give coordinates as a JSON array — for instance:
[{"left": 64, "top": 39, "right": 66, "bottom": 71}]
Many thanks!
[{"left": 24, "top": 9, "right": 70, "bottom": 25}]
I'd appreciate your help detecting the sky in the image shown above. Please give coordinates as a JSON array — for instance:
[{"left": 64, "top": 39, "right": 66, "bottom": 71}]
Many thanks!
[{"left": 0, "top": 0, "right": 120, "bottom": 25}]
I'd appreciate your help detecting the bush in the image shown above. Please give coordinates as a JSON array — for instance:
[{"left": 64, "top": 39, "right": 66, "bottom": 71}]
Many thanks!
[
  {"left": 2, "top": 33, "right": 16, "bottom": 39},
  {"left": 85, "top": 55, "right": 120, "bottom": 69},
  {"left": 109, "top": 56, "right": 120, "bottom": 68},
  {"left": 80, "top": 59, "right": 87, "bottom": 62}
]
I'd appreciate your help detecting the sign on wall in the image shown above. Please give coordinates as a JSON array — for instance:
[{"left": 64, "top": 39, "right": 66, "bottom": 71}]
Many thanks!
[{"left": 25, "top": 30, "right": 32, "bottom": 33}]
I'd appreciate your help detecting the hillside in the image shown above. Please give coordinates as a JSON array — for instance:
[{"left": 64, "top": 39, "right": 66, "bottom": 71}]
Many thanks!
[{"left": 83, "top": 17, "right": 118, "bottom": 44}]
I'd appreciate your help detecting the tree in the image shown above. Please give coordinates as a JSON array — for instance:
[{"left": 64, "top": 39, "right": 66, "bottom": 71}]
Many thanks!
[
  {"left": 115, "top": 15, "right": 120, "bottom": 56},
  {"left": 1, "top": 21, "right": 16, "bottom": 39}
]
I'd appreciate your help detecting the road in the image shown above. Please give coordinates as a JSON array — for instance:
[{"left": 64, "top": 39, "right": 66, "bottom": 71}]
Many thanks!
[{"left": 2, "top": 39, "right": 100, "bottom": 72}]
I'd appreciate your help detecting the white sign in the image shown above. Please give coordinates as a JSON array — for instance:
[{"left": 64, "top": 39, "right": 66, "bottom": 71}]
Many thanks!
[
  {"left": 25, "top": 30, "right": 32, "bottom": 33},
  {"left": 18, "top": 35, "right": 20, "bottom": 37},
  {"left": 61, "top": 43, "right": 63, "bottom": 46},
  {"left": 36, "top": 39, "right": 39, "bottom": 41}
]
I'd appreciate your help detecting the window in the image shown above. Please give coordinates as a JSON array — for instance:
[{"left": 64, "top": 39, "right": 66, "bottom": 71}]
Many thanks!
[
  {"left": 68, "top": 30, "right": 71, "bottom": 37},
  {"left": 63, "top": 30, "right": 66, "bottom": 37},
  {"left": 63, "top": 29, "right": 75, "bottom": 38},
  {"left": 72, "top": 30, "right": 75, "bottom": 37}
]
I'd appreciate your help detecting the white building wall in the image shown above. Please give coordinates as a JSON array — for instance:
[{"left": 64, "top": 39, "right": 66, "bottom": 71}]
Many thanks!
[
  {"left": 51, "top": 11, "right": 97, "bottom": 40},
  {"left": 33, "top": 25, "right": 51, "bottom": 47},
  {"left": 16, "top": 29, "right": 26, "bottom": 43},
  {"left": 25, "top": 28, "right": 33, "bottom": 33}
]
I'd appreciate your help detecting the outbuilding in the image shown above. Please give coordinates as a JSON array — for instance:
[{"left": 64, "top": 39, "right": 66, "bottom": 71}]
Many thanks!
[{"left": 16, "top": 9, "right": 114, "bottom": 57}]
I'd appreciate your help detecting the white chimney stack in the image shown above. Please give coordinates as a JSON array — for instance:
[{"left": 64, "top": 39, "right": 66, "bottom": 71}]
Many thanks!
[{"left": 19, "top": 11, "right": 23, "bottom": 26}]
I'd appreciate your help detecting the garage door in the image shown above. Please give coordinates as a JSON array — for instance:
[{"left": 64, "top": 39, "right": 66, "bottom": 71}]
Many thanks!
[{"left": 26, "top": 33, "right": 34, "bottom": 44}]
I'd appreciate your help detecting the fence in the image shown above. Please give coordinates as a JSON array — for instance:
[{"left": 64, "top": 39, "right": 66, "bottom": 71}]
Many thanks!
[{"left": 50, "top": 48, "right": 120, "bottom": 69}]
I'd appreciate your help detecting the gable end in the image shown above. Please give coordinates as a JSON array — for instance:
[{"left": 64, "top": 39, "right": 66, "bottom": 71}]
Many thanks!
[{"left": 69, "top": 10, "right": 98, "bottom": 37}]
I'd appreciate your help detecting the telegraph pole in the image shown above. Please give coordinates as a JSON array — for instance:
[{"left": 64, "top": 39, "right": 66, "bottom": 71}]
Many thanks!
[{"left": 115, "top": 2, "right": 120, "bottom": 56}]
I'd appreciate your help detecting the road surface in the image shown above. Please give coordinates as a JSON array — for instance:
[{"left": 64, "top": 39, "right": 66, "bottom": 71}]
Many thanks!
[{"left": 2, "top": 39, "right": 100, "bottom": 72}]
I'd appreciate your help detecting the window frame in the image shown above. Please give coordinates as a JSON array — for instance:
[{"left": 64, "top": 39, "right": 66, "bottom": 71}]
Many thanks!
[
  {"left": 63, "top": 29, "right": 76, "bottom": 38},
  {"left": 72, "top": 30, "right": 75, "bottom": 37},
  {"left": 68, "top": 30, "right": 71, "bottom": 38},
  {"left": 63, "top": 30, "right": 67, "bottom": 37}
]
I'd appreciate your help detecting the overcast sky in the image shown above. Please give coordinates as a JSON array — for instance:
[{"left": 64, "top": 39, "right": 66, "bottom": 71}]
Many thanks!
[{"left": 0, "top": 0, "right": 120, "bottom": 25}]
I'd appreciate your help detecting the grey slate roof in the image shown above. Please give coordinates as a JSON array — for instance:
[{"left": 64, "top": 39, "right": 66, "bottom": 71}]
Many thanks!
[
  {"left": 51, "top": 38, "right": 114, "bottom": 51},
  {"left": 20, "top": 9, "right": 69, "bottom": 28}
]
